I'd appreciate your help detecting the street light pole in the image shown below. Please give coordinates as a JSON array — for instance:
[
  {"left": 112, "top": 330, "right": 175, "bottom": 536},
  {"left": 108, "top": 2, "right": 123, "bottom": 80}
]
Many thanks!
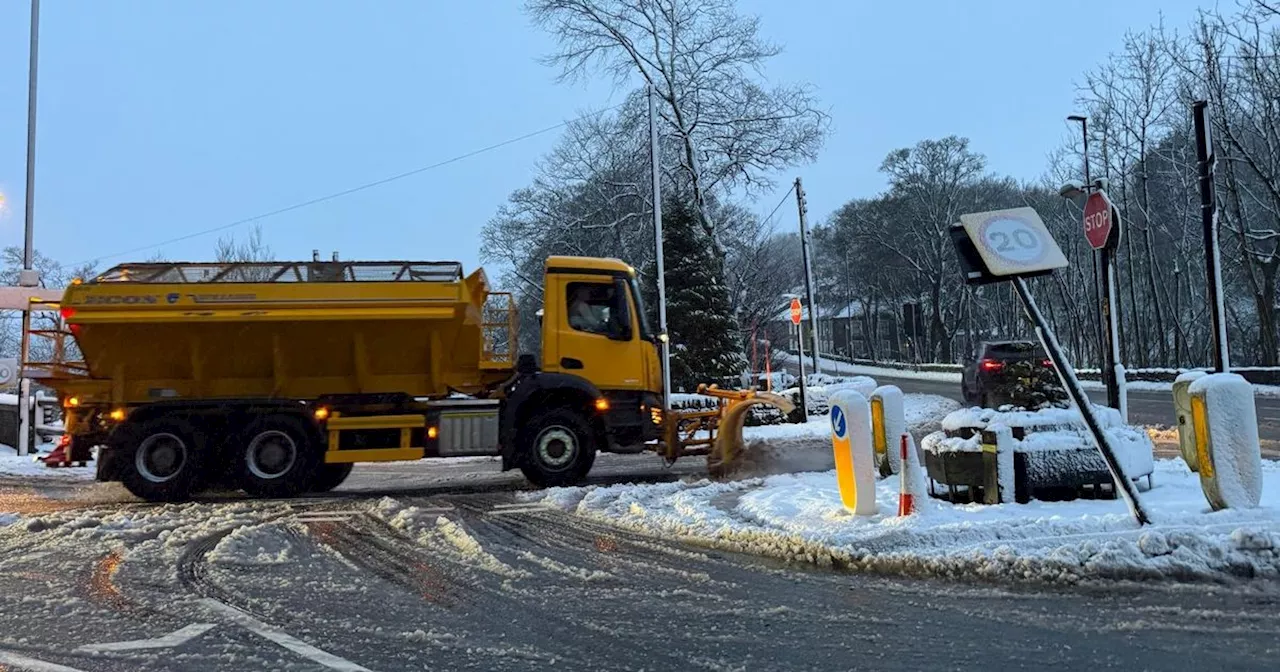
[
  {"left": 1068, "top": 114, "right": 1121, "bottom": 411},
  {"left": 18, "top": 0, "right": 42, "bottom": 457},
  {"left": 648, "top": 85, "right": 672, "bottom": 409}
]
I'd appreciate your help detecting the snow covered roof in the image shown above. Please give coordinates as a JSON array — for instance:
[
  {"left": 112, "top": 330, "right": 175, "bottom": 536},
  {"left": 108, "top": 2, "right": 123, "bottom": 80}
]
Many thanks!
[{"left": 769, "top": 300, "right": 886, "bottom": 322}]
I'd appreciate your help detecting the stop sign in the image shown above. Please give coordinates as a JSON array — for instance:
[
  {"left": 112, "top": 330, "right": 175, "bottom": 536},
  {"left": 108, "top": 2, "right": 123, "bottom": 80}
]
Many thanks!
[
  {"left": 1083, "top": 191, "right": 1115, "bottom": 249},
  {"left": 789, "top": 297, "right": 802, "bottom": 325}
]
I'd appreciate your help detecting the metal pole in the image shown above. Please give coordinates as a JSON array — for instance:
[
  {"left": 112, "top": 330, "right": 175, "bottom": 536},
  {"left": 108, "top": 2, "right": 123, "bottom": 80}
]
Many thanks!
[
  {"left": 648, "top": 85, "right": 672, "bottom": 408},
  {"left": 1013, "top": 276, "right": 1149, "bottom": 526},
  {"left": 1101, "top": 244, "right": 1125, "bottom": 419},
  {"left": 18, "top": 0, "right": 41, "bottom": 458},
  {"left": 794, "top": 316, "right": 808, "bottom": 419},
  {"left": 1072, "top": 116, "right": 1105, "bottom": 372},
  {"left": 23, "top": 0, "right": 39, "bottom": 273},
  {"left": 796, "top": 178, "right": 820, "bottom": 374},
  {"left": 1194, "top": 100, "right": 1228, "bottom": 373}
]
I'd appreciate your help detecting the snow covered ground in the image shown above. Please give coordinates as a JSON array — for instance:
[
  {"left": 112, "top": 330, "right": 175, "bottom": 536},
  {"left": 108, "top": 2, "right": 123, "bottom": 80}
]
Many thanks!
[
  {"left": 0, "top": 449, "right": 94, "bottom": 480},
  {"left": 785, "top": 354, "right": 1280, "bottom": 398},
  {"left": 529, "top": 457, "right": 1280, "bottom": 584}
]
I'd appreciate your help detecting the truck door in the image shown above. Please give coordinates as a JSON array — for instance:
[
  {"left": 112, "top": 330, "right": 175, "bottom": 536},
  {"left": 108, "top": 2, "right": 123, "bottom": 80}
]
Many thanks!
[{"left": 544, "top": 274, "right": 647, "bottom": 391}]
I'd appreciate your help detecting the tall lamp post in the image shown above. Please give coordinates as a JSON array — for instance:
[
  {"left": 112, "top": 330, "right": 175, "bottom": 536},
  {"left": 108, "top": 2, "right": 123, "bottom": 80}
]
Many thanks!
[
  {"left": 1067, "top": 116, "right": 1106, "bottom": 382},
  {"left": 1064, "top": 113, "right": 1124, "bottom": 416},
  {"left": 18, "top": 0, "right": 43, "bottom": 457}
]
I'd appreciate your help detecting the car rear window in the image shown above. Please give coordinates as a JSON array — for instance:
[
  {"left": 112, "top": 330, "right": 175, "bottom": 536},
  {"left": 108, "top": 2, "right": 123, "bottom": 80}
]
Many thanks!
[{"left": 985, "top": 342, "right": 1044, "bottom": 358}]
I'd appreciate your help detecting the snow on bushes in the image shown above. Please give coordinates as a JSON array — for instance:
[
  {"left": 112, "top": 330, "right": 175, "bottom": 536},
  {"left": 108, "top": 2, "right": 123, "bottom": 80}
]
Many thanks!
[{"left": 926, "top": 404, "right": 1156, "bottom": 479}]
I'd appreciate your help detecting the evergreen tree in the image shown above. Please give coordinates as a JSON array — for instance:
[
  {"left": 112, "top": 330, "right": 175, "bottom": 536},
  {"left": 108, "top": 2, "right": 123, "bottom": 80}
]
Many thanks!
[{"left": 644, "top": 198, "right": 747, "bottom": 392}]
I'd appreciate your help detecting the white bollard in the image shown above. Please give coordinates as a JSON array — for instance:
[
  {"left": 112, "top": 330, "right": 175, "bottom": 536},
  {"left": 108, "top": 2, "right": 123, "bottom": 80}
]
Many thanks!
[
  {"left": 1189, "top": 373, "right": 1263, "bottom": 510},
  {"left": 829, "top": 389, "right": 879, "bottom": 516},
  {"left": 871, "top": 385, "right": 906, "bottom": 476}
]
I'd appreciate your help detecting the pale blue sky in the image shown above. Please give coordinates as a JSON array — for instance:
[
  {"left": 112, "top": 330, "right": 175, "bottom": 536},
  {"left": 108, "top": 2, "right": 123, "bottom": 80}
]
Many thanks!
[{"left": 0, "top": 0, "right": 1215, "bottom": 279}]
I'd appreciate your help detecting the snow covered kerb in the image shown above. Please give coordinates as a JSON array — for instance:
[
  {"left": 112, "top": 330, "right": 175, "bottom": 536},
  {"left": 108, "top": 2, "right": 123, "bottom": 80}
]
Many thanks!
[
  {"left": 921, "top": 405, "right": 1155, "bottom": 501},
  {"left": 532, "top": 459, "right": 1280, "bottom": 585}
]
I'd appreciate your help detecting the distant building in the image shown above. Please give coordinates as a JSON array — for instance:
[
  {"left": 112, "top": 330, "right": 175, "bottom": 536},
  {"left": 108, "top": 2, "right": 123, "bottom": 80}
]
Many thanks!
[{"left": 755, "top": 298, "right": 931, "bottom": 363}]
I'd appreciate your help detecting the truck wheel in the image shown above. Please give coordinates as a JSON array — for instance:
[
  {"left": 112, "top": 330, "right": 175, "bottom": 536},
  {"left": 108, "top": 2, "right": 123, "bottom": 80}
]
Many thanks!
[
  {"left": 117, "top": 417, "right": 203, "bottom": 502},
  {"left": 238, "top": 415, "right": 319, "bottom": 498},
  {"left": 519, "top": 408, "right": 596, "bottom": 488},
  {"left": 309, "top": 463, "right": 354, "bottom": 493}
]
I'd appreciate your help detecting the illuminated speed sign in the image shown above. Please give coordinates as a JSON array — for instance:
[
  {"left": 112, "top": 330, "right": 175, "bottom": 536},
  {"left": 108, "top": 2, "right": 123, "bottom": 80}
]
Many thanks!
[{"left": 958, "top": 207, "right": 1068, "bottom": 278}]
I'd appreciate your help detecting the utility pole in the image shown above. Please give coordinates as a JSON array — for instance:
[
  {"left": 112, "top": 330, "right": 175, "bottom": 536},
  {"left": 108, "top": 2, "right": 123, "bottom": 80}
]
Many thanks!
[
  {"left": 1194, "top": 101, "right": 1228, "bottom": 372},
  {"left": 648, "top": 85, "right": 672, "bottom": 408},
  {"left": 18, "top": 0, "right": 42, "bottom": 457},
  {"left": 795, "top": 178, "right": 820, "bottom": 375}
]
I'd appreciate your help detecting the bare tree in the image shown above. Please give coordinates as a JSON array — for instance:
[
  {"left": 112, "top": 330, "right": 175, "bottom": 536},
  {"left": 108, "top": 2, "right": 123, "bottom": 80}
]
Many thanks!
[{"left": 526, "top": 0, "right": 830, "bottom": 246}]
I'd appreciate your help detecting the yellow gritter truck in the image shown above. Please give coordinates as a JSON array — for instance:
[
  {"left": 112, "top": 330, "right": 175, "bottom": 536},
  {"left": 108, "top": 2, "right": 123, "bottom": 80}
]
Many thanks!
[{"left": 24, "top": 255, "right": 791, "bottom": 502}]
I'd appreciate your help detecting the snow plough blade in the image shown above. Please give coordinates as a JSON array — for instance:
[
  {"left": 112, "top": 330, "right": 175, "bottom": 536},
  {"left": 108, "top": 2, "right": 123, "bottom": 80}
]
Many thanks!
[{"left": 664, "top": 385, "right": 795, "bottom": 479}]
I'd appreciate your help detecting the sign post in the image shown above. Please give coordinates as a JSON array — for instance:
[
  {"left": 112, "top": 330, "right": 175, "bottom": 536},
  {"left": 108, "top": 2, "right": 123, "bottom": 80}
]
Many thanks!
[
  {"left": 790, "top": 297, "right": 808, "bottom": 419},
  {"left": 1083, "top": 189, "right": 1125, "bottom": 417},
  {"left": 950, "top": 206, "right": 1150, "bottom": 526},
  {"left": 1194, "top": 101, "right": 1229, "bottom": 373}
]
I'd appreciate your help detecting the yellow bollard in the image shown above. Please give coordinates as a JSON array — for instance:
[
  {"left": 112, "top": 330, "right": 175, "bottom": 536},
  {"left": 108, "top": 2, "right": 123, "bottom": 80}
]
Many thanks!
[
  {"left": 1188, "top": 373, "right": 1263, "bottom": 510},
  {"left": 829, "top": 389, "right": 878, "bottom": 516}
]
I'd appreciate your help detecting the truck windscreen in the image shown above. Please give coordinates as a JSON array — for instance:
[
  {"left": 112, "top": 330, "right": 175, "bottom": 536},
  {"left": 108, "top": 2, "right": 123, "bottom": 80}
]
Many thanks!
[{"left": 628, "top": 276, "right": 656, "bottom": 341}]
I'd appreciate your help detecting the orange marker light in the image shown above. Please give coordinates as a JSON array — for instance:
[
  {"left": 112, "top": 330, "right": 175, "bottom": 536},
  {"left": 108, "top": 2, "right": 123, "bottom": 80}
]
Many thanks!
[
  {"left": 109, "top": 409, "right": 125, "bottom": 422},
  {"left": 66, "top": 396, "right": 80, "bottom": 408},
  {"left": 314, "top": 407, "right": 330, "bottom": 421},
  {"left": 427, "top": 426, "right": 439, "bottom": 440},
  {"left": 594, "top": 398, "right": 610, "bottom": 412}
]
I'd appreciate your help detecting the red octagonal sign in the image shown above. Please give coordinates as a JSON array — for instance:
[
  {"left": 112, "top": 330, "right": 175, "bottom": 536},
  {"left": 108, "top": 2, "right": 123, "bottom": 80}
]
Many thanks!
[{"left": 1083, "top": 191, "right": 1115, "bottom": 250}]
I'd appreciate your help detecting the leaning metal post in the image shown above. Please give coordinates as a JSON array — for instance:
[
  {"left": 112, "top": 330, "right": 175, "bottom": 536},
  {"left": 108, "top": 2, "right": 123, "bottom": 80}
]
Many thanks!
[{"left": 1012, "top": 276, "right": 1150, "bottom": 526}]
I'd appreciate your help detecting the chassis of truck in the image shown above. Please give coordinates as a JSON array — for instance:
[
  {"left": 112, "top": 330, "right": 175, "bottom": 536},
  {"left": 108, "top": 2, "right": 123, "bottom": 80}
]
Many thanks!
[{"left": 24, "top": 255, "right": 790, "bottom": 501}]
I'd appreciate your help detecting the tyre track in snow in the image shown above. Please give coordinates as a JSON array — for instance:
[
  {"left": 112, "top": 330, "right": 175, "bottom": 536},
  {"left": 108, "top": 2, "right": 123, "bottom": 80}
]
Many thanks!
[
  {"left": 307, "top": 507, "right": 703, "bottom": 671},
  {"left": 440, "top": 496, "right": 876, "bottom": 663}
]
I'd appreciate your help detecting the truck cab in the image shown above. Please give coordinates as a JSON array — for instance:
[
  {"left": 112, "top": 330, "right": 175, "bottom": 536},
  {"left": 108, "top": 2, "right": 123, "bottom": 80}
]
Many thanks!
[{"left": 496, "top": 257, "right": 666, "bottom": 485}]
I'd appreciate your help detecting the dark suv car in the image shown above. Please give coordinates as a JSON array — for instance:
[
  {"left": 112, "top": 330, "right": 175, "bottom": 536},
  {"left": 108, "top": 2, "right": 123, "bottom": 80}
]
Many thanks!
[{"left": 961, "top": 340, "right": 1057, "bottom": 408}]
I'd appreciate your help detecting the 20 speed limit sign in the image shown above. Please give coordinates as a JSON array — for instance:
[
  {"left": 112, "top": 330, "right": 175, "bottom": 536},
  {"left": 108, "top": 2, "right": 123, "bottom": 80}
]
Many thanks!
[{"left": 959, "top": 207, "right": 1068, "bottom": 278}]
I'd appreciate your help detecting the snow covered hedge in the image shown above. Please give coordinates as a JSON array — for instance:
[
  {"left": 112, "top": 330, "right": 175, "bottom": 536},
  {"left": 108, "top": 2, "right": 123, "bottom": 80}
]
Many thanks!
[{"left": 922, "top": 405, "right": 1156, "bottom": 489}]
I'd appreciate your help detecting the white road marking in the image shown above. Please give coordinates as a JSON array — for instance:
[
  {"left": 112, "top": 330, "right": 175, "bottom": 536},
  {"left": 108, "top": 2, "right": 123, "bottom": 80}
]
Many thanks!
[
  {"left": 411, "top": 506, "right": 456, "bottom": 515},
  {"left": 294, "top": 512, "right": 358, "bottom": 522},
  {"left": 199, "top": 599, "right": 372, "bottom": 672},
  {"left": 0, "top": 650, "right": 90, "bottom": 672},
  {"left": 490, "top": 502, "right": 550, "bottom": 510},
  {"left": 74, "top": 623, "right": 217, "bottom": 653},
  {"left": 488, "top": 504, "right": 556, "bottom": 516}
]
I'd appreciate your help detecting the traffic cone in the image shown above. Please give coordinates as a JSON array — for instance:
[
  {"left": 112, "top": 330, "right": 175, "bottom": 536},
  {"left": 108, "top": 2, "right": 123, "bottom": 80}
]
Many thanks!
[{"left": 898, "top": 433, "right": 917, "bottom": 516}]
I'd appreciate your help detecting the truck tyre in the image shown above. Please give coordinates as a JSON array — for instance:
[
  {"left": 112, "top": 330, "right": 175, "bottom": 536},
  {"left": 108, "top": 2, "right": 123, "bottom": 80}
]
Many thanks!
[
  {"left": 237, "top": 415, "right": 319, "bottom": 498},
  {"left": 116, "top": 417, "right": 204, "bottom": 502},
  {"left": 309, "top": 463, "right": 354, "bottom": 493},
  {"left": 518, "top": 408, "right": 596, "bottom": 488}
]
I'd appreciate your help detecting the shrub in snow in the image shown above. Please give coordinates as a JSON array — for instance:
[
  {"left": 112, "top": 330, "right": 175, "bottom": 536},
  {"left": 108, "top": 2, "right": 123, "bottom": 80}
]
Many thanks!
[
  {"left": 991, "top": 359, "right": 1068, "bottom": 410},
  {"left": 1189, "top": 373, "right": 1263, "bottom": 510},
  {"left": 923, "top": 404, "right": 1155, "bottom": 499}
]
